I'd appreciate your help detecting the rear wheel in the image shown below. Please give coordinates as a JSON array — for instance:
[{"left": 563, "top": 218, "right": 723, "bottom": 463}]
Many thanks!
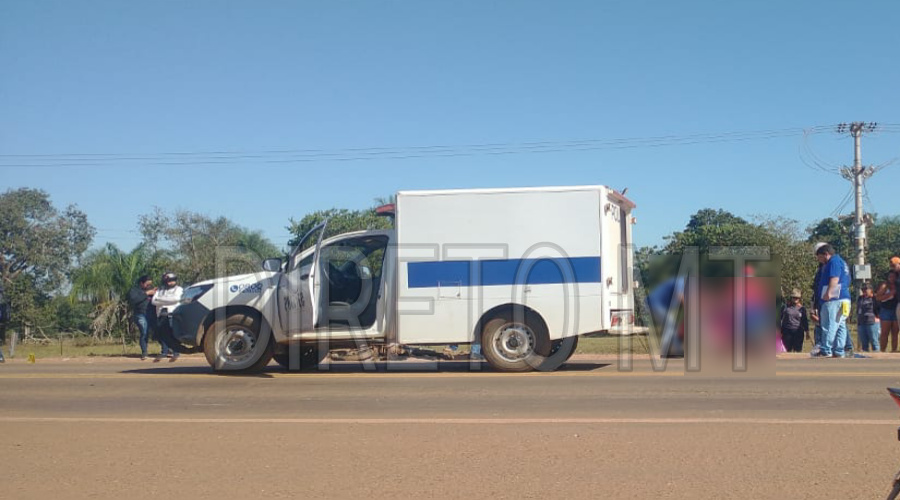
[
  {"left": 480, "top": 310, "right": 551, "bottom": 372},
  {"left": 537, "top": 336, "right": 579, "bottom": 371},
  {"left": 203, "top": 312, "right": 274, "bottom": 373}
]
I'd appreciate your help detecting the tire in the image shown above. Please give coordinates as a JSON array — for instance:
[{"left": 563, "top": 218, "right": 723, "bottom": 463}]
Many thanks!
[
  {"left": 536, "top": 336, "right": 579, "bottom": 371},
  {"left": 203, "top": 312, "right": 274, "bottom": 373},
  {"left": 888, "top": 479, "right": 900, "bottom": 500},
  {"left": 273, "top": 343, "right": 327, "bottom": 371},
  {"left": 887, "top": 481, "right": 900, "bottom": 500},
  {"left": 480, "top": 309, "right": 551, "bottom": 372}
]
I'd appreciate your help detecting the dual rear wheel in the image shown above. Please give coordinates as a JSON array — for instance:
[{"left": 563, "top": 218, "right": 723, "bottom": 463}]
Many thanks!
[{"left": 480, "top": 310, "right": 578, "bottom": 372}]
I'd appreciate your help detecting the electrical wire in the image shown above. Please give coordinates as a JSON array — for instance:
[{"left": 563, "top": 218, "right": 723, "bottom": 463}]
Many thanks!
[
  {"left": 0, "top": 126, "right": 814, "bottom": 168},
  {"left": 830, "top": 187, "right": 854, "bottom": 218}
]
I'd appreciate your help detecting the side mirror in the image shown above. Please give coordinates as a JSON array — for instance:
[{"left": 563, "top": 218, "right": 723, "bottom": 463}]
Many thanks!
[{"left": 262, "top": 258, "right": 283, "bottom": 272}]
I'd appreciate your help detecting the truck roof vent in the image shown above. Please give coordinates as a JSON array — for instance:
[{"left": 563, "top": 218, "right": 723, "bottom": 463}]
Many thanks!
[{"left": 375, "top": 204, "right": 395, "bottom": 217}]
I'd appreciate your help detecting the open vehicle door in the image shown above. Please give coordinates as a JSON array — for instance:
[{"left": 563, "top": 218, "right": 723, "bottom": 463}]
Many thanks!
[{"left": 277, "top": 220, "right": 328, "bottom": 336}]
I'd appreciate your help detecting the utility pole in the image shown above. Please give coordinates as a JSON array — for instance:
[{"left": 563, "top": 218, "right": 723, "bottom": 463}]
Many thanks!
[{"left": 837, "top": 122, "right": 877, "bottom": 280}]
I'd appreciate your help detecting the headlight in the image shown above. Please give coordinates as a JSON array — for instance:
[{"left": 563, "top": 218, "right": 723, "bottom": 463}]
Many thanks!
[{"left": 180, "top": 284, "right": 213, "bottom": 304}]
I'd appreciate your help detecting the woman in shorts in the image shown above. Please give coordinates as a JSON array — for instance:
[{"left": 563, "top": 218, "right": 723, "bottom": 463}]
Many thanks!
[{"left": 876, "top": 271, "right": 899, "bottom": 352}]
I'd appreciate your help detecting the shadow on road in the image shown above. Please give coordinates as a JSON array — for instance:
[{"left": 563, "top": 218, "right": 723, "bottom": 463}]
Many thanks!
[{"left": 120, "top": 360, "right": 612, "bottom": 376}]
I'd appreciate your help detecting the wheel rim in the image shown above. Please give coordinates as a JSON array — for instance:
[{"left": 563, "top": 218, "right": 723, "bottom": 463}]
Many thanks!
[
  {"left": 492, "top": 323, "right": 536, "bottom": 363},
  {"left": 216, "top": 326, "right": 258, "bottom": 366}
]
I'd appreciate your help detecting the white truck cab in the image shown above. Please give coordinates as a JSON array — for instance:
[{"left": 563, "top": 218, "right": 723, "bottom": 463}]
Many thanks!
[{"left": 171, "top": 185, "right": 641, "bottom": 373}]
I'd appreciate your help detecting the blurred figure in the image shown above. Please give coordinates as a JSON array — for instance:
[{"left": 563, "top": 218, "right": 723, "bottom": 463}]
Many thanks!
[
  {"left": 646, "top": 276, "right": 686, "bottom": 358},
  {"left": 857, "top": 283, "right": 880, "bottom": 352},
  {"left": 876, "top": 271, "right": 898, "bottom": 352},
  {"left": 151, "top": 272, "right": 183, "bottom": 362},
  {"left": 779, "top": 289, "right": 809, "bottom": 353}
]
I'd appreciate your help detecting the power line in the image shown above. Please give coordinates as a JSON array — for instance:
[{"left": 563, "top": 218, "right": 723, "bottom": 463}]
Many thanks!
[{"left": 0, "top": 126, "right": 826, "bottom": 169}]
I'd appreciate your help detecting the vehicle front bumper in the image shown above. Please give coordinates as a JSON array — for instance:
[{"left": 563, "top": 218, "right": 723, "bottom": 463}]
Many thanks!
[{"left": 171, "top": 301, "right": 211, "bottom": 346}]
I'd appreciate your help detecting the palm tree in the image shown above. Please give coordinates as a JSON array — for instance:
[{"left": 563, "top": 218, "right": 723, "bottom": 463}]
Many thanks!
[{"left": 69, "top": 244, "right": 164, "bottom": 342}]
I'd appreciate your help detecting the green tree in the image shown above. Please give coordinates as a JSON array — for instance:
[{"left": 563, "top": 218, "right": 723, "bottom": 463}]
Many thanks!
[
  {"left": 287, "top": 208, "right": 392, "bottom": 250},
  {"left": 70, "top": 244, "right": 163, "bottom": 340},
  {"left": 139, "top": 208, "right": 281, "bottom": 283},
  {"left": 661, "top": 209, "right": 815, "bottom": 299},
  {"left": 685, "top": 208, "right": 748, "bottom": 232},
  {"left": 807, "top": 217, "right": 853, "bottom": 258},
  {"left": 0, "top": 188, "right": 94, "bottom": 331},
  {"left": 860, "top": 215, "right": 900, "bottom": 283}
]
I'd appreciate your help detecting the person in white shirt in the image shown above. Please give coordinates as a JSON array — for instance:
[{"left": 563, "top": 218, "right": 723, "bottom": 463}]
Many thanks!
[{"left": 151, "top": 272, "right": 184, "bottom": 361}]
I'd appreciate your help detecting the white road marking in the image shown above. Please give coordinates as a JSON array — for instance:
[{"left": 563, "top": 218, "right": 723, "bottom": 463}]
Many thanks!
[
  {"left": 0, "top": 371, "right": 897, "bottom": 379},
  {"left": 0, "top": 416, "right": 896, "bottom": 425}
]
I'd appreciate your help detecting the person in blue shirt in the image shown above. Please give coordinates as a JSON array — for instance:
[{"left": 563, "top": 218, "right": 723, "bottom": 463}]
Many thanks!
[{"left": 813, "top": 244, "right": 851, "bottom": 357}]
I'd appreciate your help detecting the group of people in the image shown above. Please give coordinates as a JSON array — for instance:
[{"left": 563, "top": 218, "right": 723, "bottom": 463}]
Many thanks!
[
  {"left": 778, "top": 245, "right": 900, "bottom": 357},
  {"left": 127, "top": 272, "right": 184, "bottom": 361}
]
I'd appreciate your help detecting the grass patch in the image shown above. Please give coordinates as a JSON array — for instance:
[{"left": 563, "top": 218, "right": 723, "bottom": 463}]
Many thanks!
[
  {"left": 576, "top": 335, "right": 652, "bottom": 355},
  {"left": 5, "top": 339, "right": 161, "bottom": 359}
]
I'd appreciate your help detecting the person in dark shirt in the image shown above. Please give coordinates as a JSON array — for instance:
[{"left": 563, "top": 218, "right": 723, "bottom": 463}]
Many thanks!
[
  {"left": 780, "top": 289, "right": 809, "bottom": 352},
  {"left": 809, "top": 254, "right": 825, "bottom": 350},
  {"left": 127, "top": 275, "right": 157, "bottom": 360},
  {"left": 857, "top": 283, "right": 880, "bottom": 352}
]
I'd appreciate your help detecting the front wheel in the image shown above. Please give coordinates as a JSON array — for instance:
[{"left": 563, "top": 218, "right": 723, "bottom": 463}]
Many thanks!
[{"left": 203, "top": 313, "right": 274, "bottom": 373}]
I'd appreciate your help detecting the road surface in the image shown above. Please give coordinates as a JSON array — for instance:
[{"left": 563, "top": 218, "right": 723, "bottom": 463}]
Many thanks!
[{"left": 1, "top": 355, "right": 898, "bottom": 499}]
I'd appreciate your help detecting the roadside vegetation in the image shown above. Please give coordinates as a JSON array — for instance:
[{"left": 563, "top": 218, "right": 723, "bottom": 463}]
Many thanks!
[{"left": 2, "top": 188, "right": 898, "bottom": 358}]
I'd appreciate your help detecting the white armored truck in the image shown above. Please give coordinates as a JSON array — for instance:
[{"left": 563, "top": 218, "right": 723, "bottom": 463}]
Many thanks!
[{"left": 170, "top": 185, "right": 640, "bottom": 373}]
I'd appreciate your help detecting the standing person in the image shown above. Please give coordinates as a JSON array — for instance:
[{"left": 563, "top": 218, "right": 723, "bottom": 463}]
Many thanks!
[
  {"left": 891, "top": 257, "right": 900, "bottom": 345},
  {"left": 0, "top": 280, "right": 8, "bottom": 363},
  {"left": 809, "top": 241, "right": 828, "bottom": 355},
  {"left": 813, "top": 244, "right": 851, "bottom": 358},
  {"left": 151, "top": 272, "right": 183, "bottom": 362},
  {"left": 779, "top": 289, "right": 809, "bottom": 352},
  {"left": 857, "top": 283, "right": 880, "bottom": 352},
  {"left": 809, "top": 259, "right": 825, "bottom": 353},
  {"left": 875, "top": 271, "right": 898, "bottom": 352},
  {"left": 127, "top": 275, "right": 156, "bottom": 360}
]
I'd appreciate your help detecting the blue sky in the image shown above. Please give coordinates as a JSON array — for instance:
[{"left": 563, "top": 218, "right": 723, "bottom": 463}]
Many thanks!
[{"left": 2, "top": 0, "right": 899, "bottom": 250}]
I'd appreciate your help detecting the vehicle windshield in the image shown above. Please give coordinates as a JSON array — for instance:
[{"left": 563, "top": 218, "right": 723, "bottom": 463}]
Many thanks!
[{"left": 288, "top": 220, "right": 327, "bottom": 270}]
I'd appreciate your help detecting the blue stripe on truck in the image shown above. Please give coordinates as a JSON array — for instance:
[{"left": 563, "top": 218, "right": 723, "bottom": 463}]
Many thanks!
[{"left": 407, "top": 257, "right": 601, "bottom": 288}]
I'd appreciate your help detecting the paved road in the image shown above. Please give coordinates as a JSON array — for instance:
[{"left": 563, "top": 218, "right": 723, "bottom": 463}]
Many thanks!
[{"left": 1, "top": 355, "right": 899, "bottom": 499}]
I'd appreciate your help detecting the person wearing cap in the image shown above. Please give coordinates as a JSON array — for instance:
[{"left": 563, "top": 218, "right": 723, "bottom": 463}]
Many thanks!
[
  {"left": 151, "top": 272, "right": 183, "bottom": 361},
  {"left": 779, "top": 289, "right": 809, "bottom": 352},
  {"left": 875, "top": 270, "right": 898, "bottom": 352},
  {"left": 813, "top": 243, "right": 851, "bottom": 358},
  {"left": 857, "top": 283, "right": 880, "bottom": 352}
]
